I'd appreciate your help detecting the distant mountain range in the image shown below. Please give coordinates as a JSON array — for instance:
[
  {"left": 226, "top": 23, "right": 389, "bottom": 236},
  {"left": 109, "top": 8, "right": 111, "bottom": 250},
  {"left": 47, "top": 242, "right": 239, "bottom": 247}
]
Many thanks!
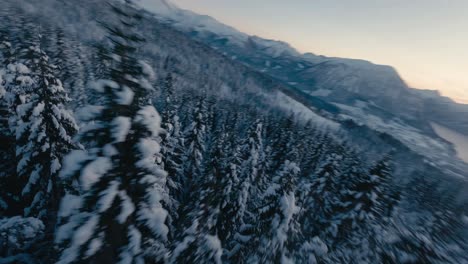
[
  {"left": 142, "top": 0, "right": 468, "bottom": 134},
  {"left": 137, "top": 0, "right": 468, "bottom": 177}
]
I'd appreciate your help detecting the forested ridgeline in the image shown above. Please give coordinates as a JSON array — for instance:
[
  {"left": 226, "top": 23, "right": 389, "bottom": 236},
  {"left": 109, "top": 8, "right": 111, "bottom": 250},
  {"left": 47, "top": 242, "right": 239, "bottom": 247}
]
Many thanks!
[{"left": 0, "top": 1, "right": 467, "bottom": 263}]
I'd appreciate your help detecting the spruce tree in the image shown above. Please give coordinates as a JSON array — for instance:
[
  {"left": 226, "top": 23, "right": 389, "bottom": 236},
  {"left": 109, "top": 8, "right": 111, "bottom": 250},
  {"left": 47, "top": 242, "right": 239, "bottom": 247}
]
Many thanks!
[
  {"left": 225, "top": 119, "right": 266, "bottom": 262},
  {"left": 301, "top": 153, "right": 344, "bottom": 241},
  {"left": 255, "top": 160, "right": 301, "bottom": 263},
  {"left": 181, "top": 94, "right": 207, "bottom": 199},
  {"left": 14, "top": 43, "right": 78, "bottom": 220},
  {"left": 160, "top": 71, "right": 184, "bottom": 210},
  {"left": 368, "top": 155, "right": 400, "bottom": 219},
  {"left": 171, "top": 122, "right": 225, "bottom": 264},
  {"left": 56, "top": 2, "right": 170, "bottom": 263}
]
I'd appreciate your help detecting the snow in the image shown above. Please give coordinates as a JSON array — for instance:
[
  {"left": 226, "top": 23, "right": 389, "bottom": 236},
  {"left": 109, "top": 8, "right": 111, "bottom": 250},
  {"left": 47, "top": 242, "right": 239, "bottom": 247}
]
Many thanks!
[
  {"left": 117, "top": 191, "right": 135, "bottom": 224},
  {"left": 171, "top": 235, "right": 196, "bottom": 262},
  {"left": 16, "top": 75, "right": 34, "bottom": 87},
  {"left": 273, "top": 92, "right": 340, "bottom": 130},
  {"left": 115, "top": 86, "right": 134, "bottom": 105},
  {"left": 203, "top": 235, "right": 223, "bottom": 264},
  {"left": 51, "top": 158, "right": 61, "bottom": 174},
  {"left": 0, "top": 216, "right": 44, "bottom": 252},
  {"left": 21, "top": 166, "right": 41, "bottom": 195},
  {"left": 58, "top": 194, "right": 82, "bottom": 218},
  {"left": 75, "top": 105, "right": 103, "bottom": 122},
  {"left": 80, "top": 157, "right": 112, "bottom": 191},
  {"left": 60, "top": 150, "right": 88, "bottom": 180},
  {"left": 137, "top": 204, "right": 169, "bottom": 240},
  {"left": 0, "top": 71, "right": 5, "bottom": 98},
  {"left": 138, "top": 0, "right": 301, "bottom": 58},
  {"left": 118, "top": 225, "right": 142, "bottom": 264},
  {"left": 275, "top": 192, "right": 299, "bottom": 248},
  {"left": 111, "top": 116, "right": 131, "bottom": 143},
  {"left": 139, "top": 77, "right": 153, "bottom": 91},
  {"left": 15, "top": 63, "right": 31, "bottom": 74},
  {"left": 103, "top": 144, "right": 118, "bottom": 157},
  {"left": 59, "top": 215, "right": 99, "bottom": 264},
  {"left": 97, "top": 181, "right": 119, "bottom": 213},
  {"left": 16, "top": 101, "right": 34, "bottom": 118},
  {"left": 140, "top": 60, "right": 155, "bottom": 80},
  {"left": 85, "top": 235, "right": 103, "bottom": 258},
  {"left": 431, "top": 122, "right": 468, "bottom": 164},
  {"left": 249, "top": 36, "right": 300, "bottom": 58},
  {"left": 136, "top": 138, "right": 161, "bottom": 170},
  {"left": 334, "top": 102, "right": 467, "bottom": 177},
  {"left": 135, "top": 106, "right": 163, "bottom": 136},
  {"left": 309, "top": 89, "right": 332, "bottom": 97},
  {"left": 91, "top": 79, "right": 119, "bottom": 92},
  {"left": 0, "top": 216, "right": 44, "bottom": 239},
  {"left": 309, "top": 236, "right": 328, "bottom": 256}
]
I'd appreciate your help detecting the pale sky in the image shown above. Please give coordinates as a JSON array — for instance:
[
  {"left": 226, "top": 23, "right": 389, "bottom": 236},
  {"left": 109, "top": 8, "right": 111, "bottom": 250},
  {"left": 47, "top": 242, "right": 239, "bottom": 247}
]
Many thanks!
[{"left": 169, "top": 0, "right": 468, "bottom": 104}]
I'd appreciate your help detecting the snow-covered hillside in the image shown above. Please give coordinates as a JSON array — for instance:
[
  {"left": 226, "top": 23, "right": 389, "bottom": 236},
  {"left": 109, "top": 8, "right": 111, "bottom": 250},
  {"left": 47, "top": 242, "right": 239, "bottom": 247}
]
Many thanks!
[
  {"left": 136, "top": 0, "right": 468, "bottom": 179},
  {"left": 0, "top": 0, "right": 467, "bottom": 263}
]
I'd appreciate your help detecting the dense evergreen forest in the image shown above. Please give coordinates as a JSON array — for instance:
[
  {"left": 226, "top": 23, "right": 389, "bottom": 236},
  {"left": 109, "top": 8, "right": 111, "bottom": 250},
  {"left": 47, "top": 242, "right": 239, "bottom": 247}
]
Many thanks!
[{"left": 0, "top": 1, "right": 467, "bottom": 263}]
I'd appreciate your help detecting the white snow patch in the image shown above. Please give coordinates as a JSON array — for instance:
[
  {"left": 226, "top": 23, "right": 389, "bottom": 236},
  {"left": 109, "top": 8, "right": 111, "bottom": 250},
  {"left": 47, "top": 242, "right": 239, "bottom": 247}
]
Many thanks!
[
  {"left": 140, "top": 60, "right": 155, "bottom": 80},
  {"left": 115, "top": 86, "right": 134, "bottom": 105},
  {"left": 51, "top": 158, "right": 61, "bottom": 174},
  {"left": 59, "top": 215, "right": 99, "bottom": 264},
  {"left": 97, "top": 181, "right": 119, "bottom": 213},
  {"left": 60, "top": 150, "right": 89, "bottom": 180},
  {"left": 274, "top": 92, "right": 339, "bottom": 130},
  {"left": 309, "top": 89, "right": 332, "bottom": 97},
  {"left": 203, "top": 235, "right": 223, "bottom": 264},
  {"left": 75, "top": 105, "right": 103, "bottom": 122},
  {"left": 135, "top": 106, "right": 163, "bottom": 136},
  {"left": 111, "top": 116, "right": 131, "bottom": 143},
  {"left": 91, "top": 79, "right": 119, "bottom": 93},
  {"left": 85, "top": 235, "right": 103, "bottom": 257},
  {"left": 117, "top": 191, "right": 135, "bottom": 224},
  {"left": 80, "top": 157, "right": 112, "bottom": 191},
  {"left": 431, "top": 122, "right": 468, "bottom": 164},
  {"left": 58, "top": 194, "right": 83, "bottom": 218}
]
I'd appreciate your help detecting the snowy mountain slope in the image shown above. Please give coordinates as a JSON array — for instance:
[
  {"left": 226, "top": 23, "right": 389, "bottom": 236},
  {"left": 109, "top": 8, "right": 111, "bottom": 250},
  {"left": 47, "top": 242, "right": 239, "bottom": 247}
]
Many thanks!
[
  {"left": 138, "top": 0, "right": 301, "bottom": 58},
  {"left": 138, "top": 0, "right": 468, "bottom": 135},
  {"left": 136, "top": 0, "right": 468, "bottom": 177},
  {"left": 1, "top": 1, "right": 468, "bottom": 262},
  {"left": 5, "top": 0, "right": 466, "bottom": 180}
]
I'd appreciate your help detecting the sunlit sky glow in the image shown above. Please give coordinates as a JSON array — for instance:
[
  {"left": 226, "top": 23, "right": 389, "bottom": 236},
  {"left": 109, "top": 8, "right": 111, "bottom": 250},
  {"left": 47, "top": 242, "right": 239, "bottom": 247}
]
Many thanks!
[{"left": 169, "top": 0, "right": 468, "bottom": 104}]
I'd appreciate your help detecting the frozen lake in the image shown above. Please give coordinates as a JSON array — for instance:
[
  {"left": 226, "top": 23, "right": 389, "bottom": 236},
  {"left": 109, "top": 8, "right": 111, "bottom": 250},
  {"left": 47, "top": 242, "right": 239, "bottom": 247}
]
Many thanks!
[{"left": 431, "top": 123, "right": 468, "bottom": 164}]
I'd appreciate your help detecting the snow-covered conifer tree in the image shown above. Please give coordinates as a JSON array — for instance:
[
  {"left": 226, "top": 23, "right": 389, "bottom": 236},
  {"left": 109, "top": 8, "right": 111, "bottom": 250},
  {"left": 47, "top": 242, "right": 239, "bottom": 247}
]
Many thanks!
[
  {"left": 181, "top": 94, "right": 207, "bottom": 198},
  {"left": 225, "top": 119, "right": 265, "bottom": 262},
  {"left": 14, "top": 43, "right": 78, "bottom": 219},
  {"left": 160, "top": 71, "right": 183, "bottom": 204},
  {"left": 301, "top": 153, "right": 344, "bottom": 240},
  {"left": 56, "top": 1, "right": 170, "bottom": 263},
  {"left": 171, "top": 123, "right": 225, "bottom": 264},
  {"left": 257, "top": 160, "right": 301, "bottom": 263}
]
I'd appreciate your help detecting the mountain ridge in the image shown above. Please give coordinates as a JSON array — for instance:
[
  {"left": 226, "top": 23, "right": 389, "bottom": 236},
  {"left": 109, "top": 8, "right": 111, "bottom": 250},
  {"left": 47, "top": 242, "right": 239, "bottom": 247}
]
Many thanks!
[{"left": 139, "top": 0, "right": 468, "bottom": 137}]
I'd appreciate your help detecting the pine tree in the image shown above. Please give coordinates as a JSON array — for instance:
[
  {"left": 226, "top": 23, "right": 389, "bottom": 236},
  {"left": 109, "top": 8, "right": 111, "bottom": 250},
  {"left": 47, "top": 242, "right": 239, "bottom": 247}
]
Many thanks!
[
  {"left": 14, "top": 43, "right": 78, "bottom": 220},
  {"left": 257, "top": 160, "right": 301, "bottom": 263},
  {"left": 160, "top": 71, "right": 184, "bottom": 211},
  {"left": 56, "top": 2, "right": 170, "bottom": 263},
  {"left": 224, "top": 119, "right": 267, "bottom": 262},
  {"left": 301, "top": 153, "right": 344, "bottom": 241},
  {"left": 181, "top": 94, "right": 207, "bottom": 199},
  {"left": 171, "top": 122, "right": 225, "bottom": 264},
  {"left": 367, "top": 156, "right": 400, "bottom": 220},
  {"left": 1, "top": 32, "right": 48, "bottom": 217}
]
